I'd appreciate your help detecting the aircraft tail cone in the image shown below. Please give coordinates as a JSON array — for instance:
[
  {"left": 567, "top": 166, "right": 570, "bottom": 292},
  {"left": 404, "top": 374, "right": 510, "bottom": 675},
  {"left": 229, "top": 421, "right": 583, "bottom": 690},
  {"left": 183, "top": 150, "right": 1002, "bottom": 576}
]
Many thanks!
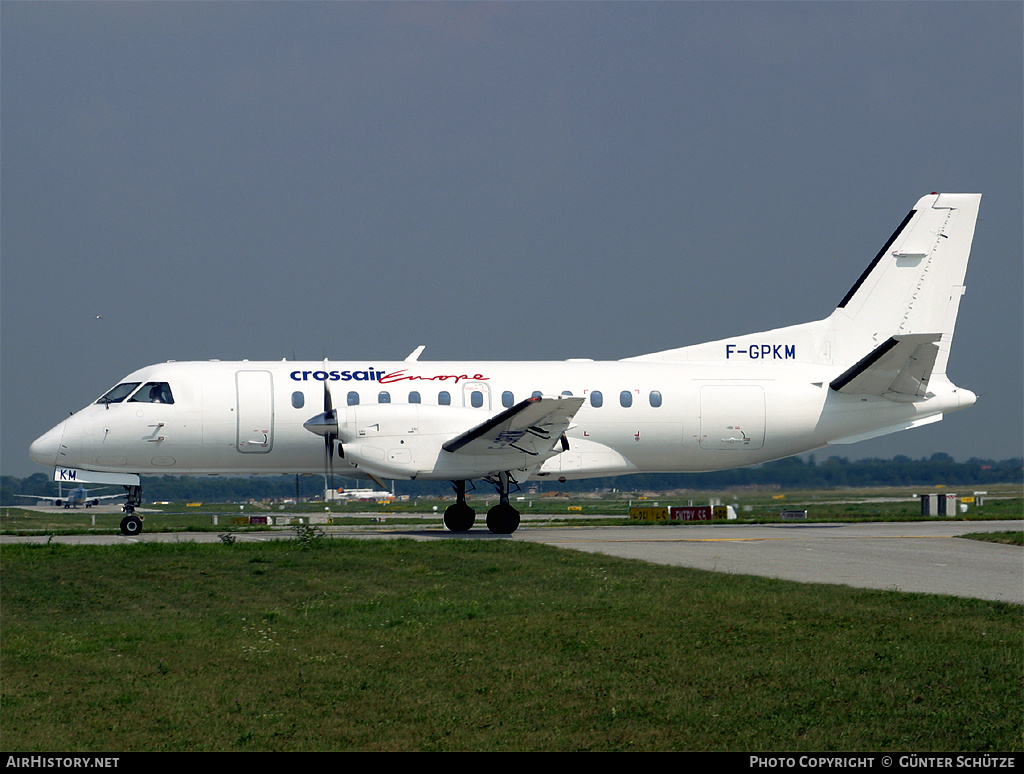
[{"left": 957, "top": 387, "right": 977, "bottom": 410}]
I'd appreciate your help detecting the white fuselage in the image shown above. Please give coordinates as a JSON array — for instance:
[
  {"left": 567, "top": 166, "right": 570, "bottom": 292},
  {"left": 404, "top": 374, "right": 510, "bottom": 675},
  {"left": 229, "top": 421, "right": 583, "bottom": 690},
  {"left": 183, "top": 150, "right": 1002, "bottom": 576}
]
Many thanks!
[{"left": 28, "top": 356, "right": 972, "bottom": 484}]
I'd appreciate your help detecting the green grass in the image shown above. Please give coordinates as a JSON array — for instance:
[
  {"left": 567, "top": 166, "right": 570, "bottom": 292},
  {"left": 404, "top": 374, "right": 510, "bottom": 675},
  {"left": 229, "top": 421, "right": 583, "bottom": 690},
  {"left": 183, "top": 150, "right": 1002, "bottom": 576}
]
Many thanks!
[
  {"left": 961, "top": 531, "right": 1024, "bottom": 546},
  {"left": 1, "top": 538, "right": 1020, "bottom": 752}
]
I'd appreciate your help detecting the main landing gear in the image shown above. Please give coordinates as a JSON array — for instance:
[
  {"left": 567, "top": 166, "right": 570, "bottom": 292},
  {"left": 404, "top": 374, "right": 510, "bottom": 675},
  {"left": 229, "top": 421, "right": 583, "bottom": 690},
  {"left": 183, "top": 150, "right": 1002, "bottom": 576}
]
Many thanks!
[
  {"left": 443, "top": 481, "right": 476, "bottom": 532},
  {"left": 485, "top": 471, "right": 520, "bottom": 534},
  {"left": 119, "top": 484, "right": 144, "bottom": 536},
  {"left": 443, "top": 473, "right": 521, "bottom": 535}
]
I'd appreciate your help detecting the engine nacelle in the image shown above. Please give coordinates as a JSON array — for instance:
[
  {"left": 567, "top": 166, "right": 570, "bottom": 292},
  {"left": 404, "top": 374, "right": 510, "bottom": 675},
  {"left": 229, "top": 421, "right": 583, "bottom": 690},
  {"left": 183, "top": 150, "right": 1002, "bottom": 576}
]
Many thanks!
[
  {"left": 306, "top": 403, "right": 502, "bottom": 480},
  {"left": 338, "top": 402, "right": 485, "bottom": 444}
]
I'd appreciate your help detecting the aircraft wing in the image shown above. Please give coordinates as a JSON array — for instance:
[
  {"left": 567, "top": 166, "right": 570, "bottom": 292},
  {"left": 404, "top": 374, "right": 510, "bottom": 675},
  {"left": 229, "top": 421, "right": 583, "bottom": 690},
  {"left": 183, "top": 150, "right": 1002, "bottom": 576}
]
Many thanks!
[
  {"left": 830, "top": 334, "right": 941, "bottom": 401},
  {"left": 442, "top": 396, "right": 585, "bottom": 457}
]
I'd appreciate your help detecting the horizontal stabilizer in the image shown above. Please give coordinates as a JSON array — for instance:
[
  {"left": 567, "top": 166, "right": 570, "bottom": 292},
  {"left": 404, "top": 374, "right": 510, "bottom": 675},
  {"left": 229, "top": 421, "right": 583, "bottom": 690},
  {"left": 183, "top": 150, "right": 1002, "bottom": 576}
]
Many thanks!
[
  {"left": 830, "top": 334, "right": 941, "bottom": 401},
  {"left": 442, "top": 396, "right": 584, "bottom": 457},
  {"left": 827, "top": 414, "right": 943, "bottom": 445}
]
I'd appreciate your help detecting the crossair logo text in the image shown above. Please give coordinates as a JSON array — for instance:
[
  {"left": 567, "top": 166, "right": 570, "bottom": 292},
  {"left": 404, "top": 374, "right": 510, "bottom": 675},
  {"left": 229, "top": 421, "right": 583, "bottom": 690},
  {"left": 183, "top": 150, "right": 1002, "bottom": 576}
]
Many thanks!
[
  {"left": 290, "top": 369, "right": 488, "bottom": 385},
  {"left": 726, "top": 343, "right": 796, "bottom": 360},
  {"left": 291, "top": 369, "right": 386, "bottom": 383}
]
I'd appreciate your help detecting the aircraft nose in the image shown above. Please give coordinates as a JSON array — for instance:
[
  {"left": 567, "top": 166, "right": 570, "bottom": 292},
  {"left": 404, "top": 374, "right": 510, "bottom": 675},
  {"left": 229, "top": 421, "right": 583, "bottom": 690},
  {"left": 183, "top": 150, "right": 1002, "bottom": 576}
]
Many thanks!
[{"left": 29, "top": 421, "right": 66, "bottom": 467}]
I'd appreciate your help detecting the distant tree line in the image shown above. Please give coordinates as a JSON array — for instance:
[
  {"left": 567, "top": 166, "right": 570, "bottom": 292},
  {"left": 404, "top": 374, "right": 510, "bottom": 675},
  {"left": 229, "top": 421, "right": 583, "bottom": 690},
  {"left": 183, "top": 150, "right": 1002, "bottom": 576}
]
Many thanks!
[
  {"left": 2, "top": 454, "right": 1021, "bottom": 505},
  {"left": 596, "top": 453, "right": 1023, "bottom": 492}
]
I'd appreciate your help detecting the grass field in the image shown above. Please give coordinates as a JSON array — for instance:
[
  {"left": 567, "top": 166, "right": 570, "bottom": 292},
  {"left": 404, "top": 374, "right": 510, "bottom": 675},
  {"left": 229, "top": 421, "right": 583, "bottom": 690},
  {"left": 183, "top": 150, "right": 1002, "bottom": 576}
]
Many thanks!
[{"left": 1, "top": 536, "right": 1020, "bottom": 752}]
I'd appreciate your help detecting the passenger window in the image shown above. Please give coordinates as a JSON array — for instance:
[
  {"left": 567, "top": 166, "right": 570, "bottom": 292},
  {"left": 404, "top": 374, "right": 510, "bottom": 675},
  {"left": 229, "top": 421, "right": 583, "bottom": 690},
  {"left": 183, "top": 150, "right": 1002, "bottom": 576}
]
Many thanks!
[
  {"left": 347, "top": 391, "right": 360, "bottom": 406},
  {"left": 561, "top": 390, "right": 573, "bottom": 397},
  {"left": 470, "top": 391, "right": 483, "bottom": 408},
  {"left": 620, "top": 390, "right": 633, "bottom": 408},
  {"left": 590, "top": 391, "right": 603, "bottom": 408},
  {"left": 378, "top": 391, "right": 391, "bottom": 404},
  {"left": 97, "top": 382, "right": 140, "bottom": 404},
  {"left": 531, "top": 390, "right": 543, "bottom": 399},
  {"left": 409, "top": 391, "right": 421, "bottom": 404},
  {"left": 129, "top": 382, "right": 174, "bottom": 404},
  {"left": 291, "top": 391, "right": 305, "bottom": 409},
  {"left": 502, "top": 391, "right": 514, "bottom": 408},
  {"left": 649, "top": 390, "right": 662, "bottom": 408},
  {"left": 438, "top": 391, "right": 451, "bottom": 406}
]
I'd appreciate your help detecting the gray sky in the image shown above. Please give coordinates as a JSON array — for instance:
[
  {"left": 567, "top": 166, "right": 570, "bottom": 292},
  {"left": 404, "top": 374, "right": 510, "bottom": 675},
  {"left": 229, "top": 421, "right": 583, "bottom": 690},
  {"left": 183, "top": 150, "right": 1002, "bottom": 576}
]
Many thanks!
[{"left": 2, "top": 1, "right": 1021, "bottom": 478}]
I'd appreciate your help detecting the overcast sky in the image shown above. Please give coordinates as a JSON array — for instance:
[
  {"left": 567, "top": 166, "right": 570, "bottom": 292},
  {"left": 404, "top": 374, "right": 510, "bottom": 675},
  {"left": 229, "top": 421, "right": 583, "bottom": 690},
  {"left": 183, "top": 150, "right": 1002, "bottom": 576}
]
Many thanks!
[{"left": 2, "top": 1, "right": 1021, "bottom": 478}]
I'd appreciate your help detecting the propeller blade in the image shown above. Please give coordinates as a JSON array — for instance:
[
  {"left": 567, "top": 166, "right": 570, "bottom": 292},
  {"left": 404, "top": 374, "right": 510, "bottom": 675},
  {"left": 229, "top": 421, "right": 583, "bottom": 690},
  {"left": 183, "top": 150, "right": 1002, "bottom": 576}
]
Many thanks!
[
  {"left": 324, "top": 435, "right": 335, "bottom": 492},
  {"left": 306, "top": 380, "right": 338, "bottom": 496},
  {"left": 323, "top": 381, "right": 333, "bottom": 414}
]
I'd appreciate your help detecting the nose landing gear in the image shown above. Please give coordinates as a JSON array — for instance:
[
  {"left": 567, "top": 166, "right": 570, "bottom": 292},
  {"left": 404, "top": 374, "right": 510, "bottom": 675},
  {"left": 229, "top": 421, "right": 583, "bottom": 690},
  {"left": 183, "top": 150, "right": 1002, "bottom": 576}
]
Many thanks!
[{"left": 119, "top": 485, "right": 143, "bottom": 536}]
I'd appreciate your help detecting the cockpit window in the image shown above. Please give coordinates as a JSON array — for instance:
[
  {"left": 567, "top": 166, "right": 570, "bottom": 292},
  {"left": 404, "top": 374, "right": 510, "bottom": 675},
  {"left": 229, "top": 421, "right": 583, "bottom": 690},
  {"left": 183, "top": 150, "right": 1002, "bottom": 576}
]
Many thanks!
[
  {"left": 128, "top": 382, "right": 175, "bottom": 404},
  {"left": 97, "top": 382, "right": 141, "bottom": 404}
]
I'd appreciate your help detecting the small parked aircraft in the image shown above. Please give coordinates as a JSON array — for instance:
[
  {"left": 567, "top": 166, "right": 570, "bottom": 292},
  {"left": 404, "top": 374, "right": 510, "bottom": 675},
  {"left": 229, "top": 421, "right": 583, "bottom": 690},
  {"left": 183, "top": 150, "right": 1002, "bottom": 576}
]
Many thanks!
[{"left": 13, "top": 485, "right": 125, "bottom": 509}]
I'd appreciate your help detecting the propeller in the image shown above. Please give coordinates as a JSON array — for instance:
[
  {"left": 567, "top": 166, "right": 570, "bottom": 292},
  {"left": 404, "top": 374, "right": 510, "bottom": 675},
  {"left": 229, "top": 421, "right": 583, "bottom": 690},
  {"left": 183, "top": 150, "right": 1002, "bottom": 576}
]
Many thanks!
[
  {"left": 301, "top": 380, "right": 389, "bottom": 494},
  {"left": 302, "top": 383, "right": 340, "bottom": 495},
  {"left": 323, "top": 384, "right": 335, "bottom": 492}
]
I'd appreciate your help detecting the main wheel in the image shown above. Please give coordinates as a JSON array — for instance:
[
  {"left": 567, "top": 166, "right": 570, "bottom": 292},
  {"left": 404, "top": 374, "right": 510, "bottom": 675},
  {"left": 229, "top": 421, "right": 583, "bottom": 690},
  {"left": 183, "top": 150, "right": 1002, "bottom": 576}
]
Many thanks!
[
  {"left": 443, "top": 502, "right": 476, "bottom": 532},
  {"left": 120, "top": 514, "right": 143, "bottom": 536},
  {"left": 486, "top": 503, "right": 520, "bottom": 535}
]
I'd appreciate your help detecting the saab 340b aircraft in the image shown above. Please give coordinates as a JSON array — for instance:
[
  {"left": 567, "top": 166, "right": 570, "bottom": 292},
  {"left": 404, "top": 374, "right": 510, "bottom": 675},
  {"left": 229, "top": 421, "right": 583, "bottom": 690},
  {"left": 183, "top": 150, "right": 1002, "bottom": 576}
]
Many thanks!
[{"left": 29, "top": 193, "right": 981, "bottom": 536}]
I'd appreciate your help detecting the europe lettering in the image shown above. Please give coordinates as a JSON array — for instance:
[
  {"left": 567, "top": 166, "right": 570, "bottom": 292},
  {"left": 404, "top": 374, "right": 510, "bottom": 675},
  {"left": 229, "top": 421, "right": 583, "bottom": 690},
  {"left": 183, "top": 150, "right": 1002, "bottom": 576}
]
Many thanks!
[{"left": 726, "top": 343, "right": 796, "bottom": 360}]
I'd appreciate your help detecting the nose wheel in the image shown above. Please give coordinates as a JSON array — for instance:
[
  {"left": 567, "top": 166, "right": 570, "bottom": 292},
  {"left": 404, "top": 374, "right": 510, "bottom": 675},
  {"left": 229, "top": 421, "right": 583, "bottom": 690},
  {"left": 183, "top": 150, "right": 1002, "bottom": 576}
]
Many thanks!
[
  {"left": 120, "top": 514, "right": 143, "bottom": 536},
  {"left": 119, "top": 485, "right": 144, "bottom": 535}
]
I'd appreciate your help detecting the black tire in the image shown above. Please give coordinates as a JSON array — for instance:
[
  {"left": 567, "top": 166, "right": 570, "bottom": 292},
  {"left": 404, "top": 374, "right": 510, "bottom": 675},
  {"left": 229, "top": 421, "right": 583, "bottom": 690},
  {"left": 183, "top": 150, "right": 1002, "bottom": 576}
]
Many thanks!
[
  {"left": 486, "top": 503, "right": 520, "bottom": 535},
  {"left": 120, "top": 514, "right": 143, "bottom": 536},
  {"left": 443, "top": 502, "right": 476, "bottom": 532}
]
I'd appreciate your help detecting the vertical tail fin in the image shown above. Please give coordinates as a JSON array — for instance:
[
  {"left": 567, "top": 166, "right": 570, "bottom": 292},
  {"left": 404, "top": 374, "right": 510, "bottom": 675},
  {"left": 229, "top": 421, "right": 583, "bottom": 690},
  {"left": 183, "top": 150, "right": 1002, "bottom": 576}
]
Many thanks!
[
  {"left": 831, "top": 193, "right": 981, "bottom": 376},
  {"left": 625, "top": 192, "right": 980, "bottom": 386}
]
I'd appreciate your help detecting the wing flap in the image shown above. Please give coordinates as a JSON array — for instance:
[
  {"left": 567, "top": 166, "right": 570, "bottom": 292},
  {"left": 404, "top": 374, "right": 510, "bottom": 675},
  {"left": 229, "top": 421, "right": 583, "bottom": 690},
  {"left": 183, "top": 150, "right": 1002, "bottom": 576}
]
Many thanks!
[
  {"left": 442, "top": 396, "right": 585, "bottom": 457},
  {"left": 830, "top": 334, "right": 941, "bottom": 401}
]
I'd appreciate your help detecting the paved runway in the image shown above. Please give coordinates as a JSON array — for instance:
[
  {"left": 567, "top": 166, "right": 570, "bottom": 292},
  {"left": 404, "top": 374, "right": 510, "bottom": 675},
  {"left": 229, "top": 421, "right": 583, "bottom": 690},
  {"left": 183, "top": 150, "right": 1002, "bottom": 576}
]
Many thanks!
[
  {"left": 3, "top": 518, "right": 1020, "bottom": 604},
  {"left": 514, "top": 520, "right": 1024, "bottom": 604}
]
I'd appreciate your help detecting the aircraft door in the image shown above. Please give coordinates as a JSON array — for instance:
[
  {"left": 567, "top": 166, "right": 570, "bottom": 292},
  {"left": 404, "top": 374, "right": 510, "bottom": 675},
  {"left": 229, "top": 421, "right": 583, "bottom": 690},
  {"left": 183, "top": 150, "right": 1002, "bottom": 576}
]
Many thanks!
[
  {"left": 699, "top": 385, "right": 765, "bottom": 450},
  {"left": 236, "top": 370, "right": 275, "bottom": 453}
]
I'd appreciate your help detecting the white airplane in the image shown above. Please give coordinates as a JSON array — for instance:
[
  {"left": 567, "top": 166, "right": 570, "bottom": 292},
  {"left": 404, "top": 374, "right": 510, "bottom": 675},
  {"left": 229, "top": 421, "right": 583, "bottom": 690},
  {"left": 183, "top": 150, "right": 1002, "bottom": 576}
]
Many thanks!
[
  {"left": 13, "top": 485, "right": 125, "bottom": 509},
  {"left": 29, "top": 193, "right": 981, "bottom": 536},
  {"left": 329, "top": 488, "right": 394, "bottom": 502}
]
